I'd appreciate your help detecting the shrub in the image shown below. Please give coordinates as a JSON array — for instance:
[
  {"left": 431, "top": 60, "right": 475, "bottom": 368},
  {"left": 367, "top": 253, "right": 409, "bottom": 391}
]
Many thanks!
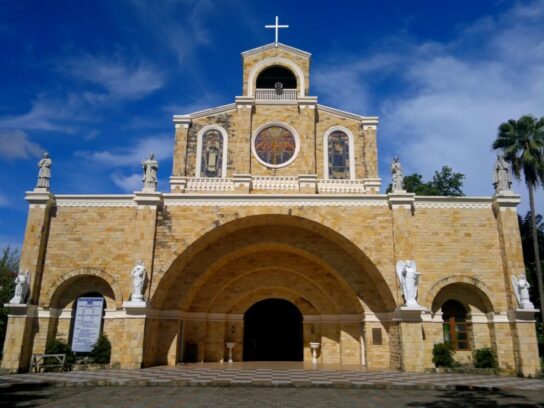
[
  {"left": 474, "top": 348, "right": 497, "bottom": 369},
  {"left": 432, "top": 342, "right": 454, "bottom": 368},
  {"left": 90, "top": 334, "right": 111, "bottom": 364},
  {"left": 45, "top": 339, "right": 75, "bottom": 368}
]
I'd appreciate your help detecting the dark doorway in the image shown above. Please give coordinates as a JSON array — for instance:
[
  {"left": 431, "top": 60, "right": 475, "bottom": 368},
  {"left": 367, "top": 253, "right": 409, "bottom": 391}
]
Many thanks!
[{"left": 243, "top": 298, "right": 303, "bottom": 361}]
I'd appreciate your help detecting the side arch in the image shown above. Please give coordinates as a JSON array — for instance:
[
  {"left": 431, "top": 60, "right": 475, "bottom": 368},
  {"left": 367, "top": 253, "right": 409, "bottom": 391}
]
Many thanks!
[
  {"left": 425, "top": 275, "right": 495, "bottom": 313},
  {"left": 247, "top": 57, "right": 306, "bottom": 97},
  {"left": 44, "top": 267, "right": 123, "bottom": 309}
]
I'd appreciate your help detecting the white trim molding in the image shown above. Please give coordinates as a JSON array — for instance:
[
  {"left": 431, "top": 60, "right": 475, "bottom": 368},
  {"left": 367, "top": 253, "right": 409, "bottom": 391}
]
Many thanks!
[
  {"left": 195, "top": 125, "right": 229, "bottom": 178},
  {"left": 323, "top": 126, "right": 356, "bottom": 180},
  {"left": 247, "top": 57, "right": 306, "bottom": 98},
  {"left": 241, "top": 42, "right": 311, "bottom": 59},
  {"left": 251, "top": 122, "right": 301, "bottom": 169}
]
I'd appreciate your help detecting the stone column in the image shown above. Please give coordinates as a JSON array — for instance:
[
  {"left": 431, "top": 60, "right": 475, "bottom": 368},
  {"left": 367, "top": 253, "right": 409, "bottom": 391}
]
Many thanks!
[
  {"left": 1, "top": 191, "right": 54, "bottom": 372},
  {"left": 234, "top": 97, "right": 254, "bottom": 175},
  {"left": 362, "top": 120, "right": 379, "bottom": 180},
  {"left": 493, "top": 193, "right": 540, "bottom": 376},
  {"left": 1, "top": 305, "right": 36, "bottom": 372},
  {"left": 388, "top": 193, "right": 426, "bottom": 372},
  {"left": 171, "top": 117, "right": 191, "bottom": 177},
  {"left": 114, "top": 191, "right": 162, "bottom": 369}
]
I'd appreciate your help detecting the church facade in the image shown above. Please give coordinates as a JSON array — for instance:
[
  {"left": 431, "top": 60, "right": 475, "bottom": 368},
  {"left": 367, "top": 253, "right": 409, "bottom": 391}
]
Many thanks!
[{"left": 2, "top": 42, "right": 540, "bottom": 376}]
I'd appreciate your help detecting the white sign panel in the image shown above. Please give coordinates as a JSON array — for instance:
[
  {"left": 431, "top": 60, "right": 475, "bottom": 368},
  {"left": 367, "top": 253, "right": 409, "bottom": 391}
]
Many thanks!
[{"left": 71, "top": 297, "right": 104, "bottom": 353}]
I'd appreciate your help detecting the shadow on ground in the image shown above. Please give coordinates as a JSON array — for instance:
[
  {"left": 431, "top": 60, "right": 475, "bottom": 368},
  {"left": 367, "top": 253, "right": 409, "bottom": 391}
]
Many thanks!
[
  {"left": 407, "top": 389, "right": 544, "bottom": 408},
  {"left": 0, "top": 384, "right": 88, "bottom": 408}
]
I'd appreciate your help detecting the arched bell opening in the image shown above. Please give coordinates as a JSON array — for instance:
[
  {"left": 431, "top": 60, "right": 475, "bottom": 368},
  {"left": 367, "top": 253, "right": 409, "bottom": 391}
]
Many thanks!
[
  {"left": 243, "top": 298, "right": 303, "bottom": 361},
  {"left": 256, "top": 65, "right": 297, "bottom": 89}
]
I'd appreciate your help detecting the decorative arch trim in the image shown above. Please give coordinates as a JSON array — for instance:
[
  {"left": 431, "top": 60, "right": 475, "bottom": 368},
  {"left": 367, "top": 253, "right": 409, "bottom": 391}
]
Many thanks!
[
  {"left": 247, "top": 57, "right": 306, "bottom": 97},
  {"left": 323, "top": 126, "right": 356, "bottom": 180},
  {"left": 45, "top": 267, "right": 123, "bottom": 308},
  {"left": 195, "top": 125, "right": 229, "bottom": 178},
  {"left": 424, "top": 275, "right": 495, "bottom": 312}
]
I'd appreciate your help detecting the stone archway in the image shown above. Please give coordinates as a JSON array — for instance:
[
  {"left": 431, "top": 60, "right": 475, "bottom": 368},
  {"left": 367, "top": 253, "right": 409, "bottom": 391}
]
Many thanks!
[
  {"left": 147, "top": 214, "right": 397, "bottom": 367},
  {"left": 243, "top": 299, "right": 303, "bottom": 361}
]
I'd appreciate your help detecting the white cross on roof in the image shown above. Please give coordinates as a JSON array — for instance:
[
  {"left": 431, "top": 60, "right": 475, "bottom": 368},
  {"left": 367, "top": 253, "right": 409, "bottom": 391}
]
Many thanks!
[{"left": 265, "top": 16, "right": 289, "bottom": 47}]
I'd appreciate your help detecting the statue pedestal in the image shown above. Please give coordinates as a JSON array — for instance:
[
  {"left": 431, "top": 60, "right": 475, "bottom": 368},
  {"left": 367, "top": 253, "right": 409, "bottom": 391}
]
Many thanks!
[
  {"left": 507, "top": 308, "right": 539, "bottom": 322},
  {"left": 309, "top": 342, "right": 320, "bottom": 365},
  {"left": 397, "top": 305, "right": 427, "bottom": 322},
  {"left": 225, "top": 342, "right": 235, "bottom": 363},
  {"left": 122, "top": 301, "right": 147, "bottom": 315}
]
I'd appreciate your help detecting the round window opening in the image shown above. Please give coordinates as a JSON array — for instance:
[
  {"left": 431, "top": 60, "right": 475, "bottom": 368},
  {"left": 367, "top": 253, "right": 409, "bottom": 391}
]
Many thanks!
[{"left": 253, "top": 125, "right": 298, "bottom": 167}]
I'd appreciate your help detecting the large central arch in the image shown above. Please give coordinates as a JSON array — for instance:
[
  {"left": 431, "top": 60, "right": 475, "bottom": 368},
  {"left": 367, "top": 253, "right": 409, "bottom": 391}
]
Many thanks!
[{"left": 146, "top": 214, "right": 397, "bottom": 366}]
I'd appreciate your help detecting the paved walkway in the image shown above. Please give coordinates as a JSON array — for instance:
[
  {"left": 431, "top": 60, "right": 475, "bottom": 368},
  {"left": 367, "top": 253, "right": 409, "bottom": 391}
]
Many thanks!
[
  {"left": 1, "top": 362, "right": 543, "bottom": 392},
  {"left": 3, "top": 386, "right": 544, "bottom": 408}
]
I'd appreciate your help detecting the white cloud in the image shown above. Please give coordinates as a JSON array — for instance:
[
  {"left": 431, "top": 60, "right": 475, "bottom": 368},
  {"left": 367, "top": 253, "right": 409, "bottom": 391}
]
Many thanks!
[
  {"left": 314, "top": 0, "right": 544, "bottom": 213},
  {"left": 111, "top": 172, "right": 142, "bottom": 193},
  {"left": 61, "top": 54, "right": 164, "bottom": 100},
  {"left": 76, "top": 135, "right": 173, "bottom": 167},
  {"left": 0, "top": 193, "right": 10, "bottom": 208},
  {"left": 0, "top": 129, "right": 43, "bottom": 160},
  {"left": 0, "top": 94, "right": 83, "bottom": 132}
]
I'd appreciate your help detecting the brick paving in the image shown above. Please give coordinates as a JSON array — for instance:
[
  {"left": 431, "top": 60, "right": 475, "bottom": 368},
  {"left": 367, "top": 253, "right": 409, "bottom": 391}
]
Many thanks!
[
  {"left": 1, "top": 363, "right": 543, "bottom": 392},
  {"left": 1, "top": 386, "right": 544, "bottom": 407}
]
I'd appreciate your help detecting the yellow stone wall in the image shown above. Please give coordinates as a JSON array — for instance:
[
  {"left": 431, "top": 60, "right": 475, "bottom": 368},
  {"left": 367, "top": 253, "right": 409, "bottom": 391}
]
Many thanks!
[{"left": 1, "top": 45, "right": 538, "bottom": 376}]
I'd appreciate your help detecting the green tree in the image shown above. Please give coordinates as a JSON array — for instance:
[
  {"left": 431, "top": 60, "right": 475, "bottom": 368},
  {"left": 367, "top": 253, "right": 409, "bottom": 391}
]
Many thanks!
[
  {"left": 386, "top": 166, "right": 465, "bottom": 196},
  {"left": 430, "top": 166, "right": 465, "bottom": 196},
  {"left": 492, "top": 114, "right": 544, "bottom": 315},
  {"left": 0, "top": 247, "right": 19, "bottom": 357}
]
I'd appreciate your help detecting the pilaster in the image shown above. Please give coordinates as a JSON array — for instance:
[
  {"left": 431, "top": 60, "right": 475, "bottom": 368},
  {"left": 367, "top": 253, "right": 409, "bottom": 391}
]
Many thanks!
[
  {"left": 492, "top": 192, "right": 537, "bottom": 375},
  {"left": 172, "top": 117, "right": 191, "bottom": 177},
  {"left": 235, "top": 97, "right": 254, "bottom": 175},
  {"left": 0, "top": 305, "right": 37, "bottom": 372},
  {"left": 362, "top": 119, "right": 379, "bottom": 179}
]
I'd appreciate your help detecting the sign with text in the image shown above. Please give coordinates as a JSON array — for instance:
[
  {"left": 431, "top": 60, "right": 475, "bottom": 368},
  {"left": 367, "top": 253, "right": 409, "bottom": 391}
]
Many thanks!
[{"left": 71, "top": 297, "right": 104, "bottom": 353}]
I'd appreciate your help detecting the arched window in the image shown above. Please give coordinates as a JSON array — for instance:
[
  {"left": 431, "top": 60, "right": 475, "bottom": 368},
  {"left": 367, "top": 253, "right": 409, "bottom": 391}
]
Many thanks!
[
  {"left": 442, "top": 300, "right": 469, "bottom": 350},
  {"left": 196, "top": 126, "right": 228, "bottom": 178},
  {"left": 324, "top": 127, "right": 355, "bottom": 179}
]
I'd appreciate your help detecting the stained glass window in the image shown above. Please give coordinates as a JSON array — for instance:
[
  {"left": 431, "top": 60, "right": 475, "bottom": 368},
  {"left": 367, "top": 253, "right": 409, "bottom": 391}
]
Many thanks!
[
  {"left": 254, "top": 126, "right": 296, "bottom": 166},
  {"left": 200, "top": 130, "right": 223, "bottom": 177},
  {"left": 328, "top": 131, "right": 350, "bottom": 179}
]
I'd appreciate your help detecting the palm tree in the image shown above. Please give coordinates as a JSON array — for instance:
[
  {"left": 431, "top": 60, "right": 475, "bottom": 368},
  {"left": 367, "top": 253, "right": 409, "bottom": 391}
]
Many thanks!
[{"left": 492, "top": 115, "right": 544, "bottom": 315}]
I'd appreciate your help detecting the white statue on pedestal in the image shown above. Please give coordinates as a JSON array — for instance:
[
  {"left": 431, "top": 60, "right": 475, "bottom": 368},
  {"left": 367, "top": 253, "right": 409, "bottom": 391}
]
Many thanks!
[
  {"left": 493, "top": 154, "right": 512, "bottom": 192},
  {"left": 10, "top": 270, "right": 31, "bottom": 304},
  {"left": 36, "top": 153, "right": 52, "bottom": 190},
  {"left": 396, "top": 260, "right": 420, "bottom": 307},
  {"left": 512, "top": 274, "right": 534, "bottom": 309},
  {"left": 142, "top": 154, "right": 158, "bottom": 191},
  {"left": 390, "top": 157, "right": 404, "bottom": 192},
  {"left": 130, "top": 260, "right": 146, "bottom": 302}
]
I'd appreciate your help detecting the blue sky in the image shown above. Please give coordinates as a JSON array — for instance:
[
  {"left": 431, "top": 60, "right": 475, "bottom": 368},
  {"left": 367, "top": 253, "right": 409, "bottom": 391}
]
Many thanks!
[{"left": 1, "top": 0, "right": 543, "bottom": 249}]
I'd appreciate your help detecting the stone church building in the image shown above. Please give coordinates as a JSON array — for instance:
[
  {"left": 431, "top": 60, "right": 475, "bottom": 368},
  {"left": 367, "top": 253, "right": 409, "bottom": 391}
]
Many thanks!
[{"left": 2, "top": 40, "right": 540, "bottom": 376}]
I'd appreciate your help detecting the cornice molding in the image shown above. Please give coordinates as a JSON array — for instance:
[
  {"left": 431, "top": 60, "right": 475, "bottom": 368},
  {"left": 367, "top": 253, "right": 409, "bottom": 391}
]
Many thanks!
[
  {"left": 241, "top": 42, "right": 311, "bottom": 58},
  {"left": 172, "top": 103, "right": 236, "bottom": 121}
]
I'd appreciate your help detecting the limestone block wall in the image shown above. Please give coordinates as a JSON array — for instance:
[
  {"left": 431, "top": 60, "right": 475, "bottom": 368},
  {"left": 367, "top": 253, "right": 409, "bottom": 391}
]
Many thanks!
[{"left": 2, "top": 192, "right": 540, "bottom": 376}]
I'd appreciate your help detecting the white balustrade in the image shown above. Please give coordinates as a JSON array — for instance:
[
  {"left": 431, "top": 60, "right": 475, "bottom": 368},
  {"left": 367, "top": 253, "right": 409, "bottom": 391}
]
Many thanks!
[
  {"left": 255, "top": 88, "right": 297, "bottom": 100},
  {"left": 252, "top": 176, "right": 299, "bottom": 191},
  {"left": 186, "top": 177, "right": 235, "bottom": 192},
  {"left": 317, "top": 179, "right": 366, "bottom": 194}
]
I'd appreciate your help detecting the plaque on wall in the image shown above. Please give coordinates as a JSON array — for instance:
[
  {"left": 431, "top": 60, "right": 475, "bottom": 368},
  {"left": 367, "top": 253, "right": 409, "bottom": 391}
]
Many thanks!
[{"left": 71, "top": 297, "right": 104, "bottom": 353}]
